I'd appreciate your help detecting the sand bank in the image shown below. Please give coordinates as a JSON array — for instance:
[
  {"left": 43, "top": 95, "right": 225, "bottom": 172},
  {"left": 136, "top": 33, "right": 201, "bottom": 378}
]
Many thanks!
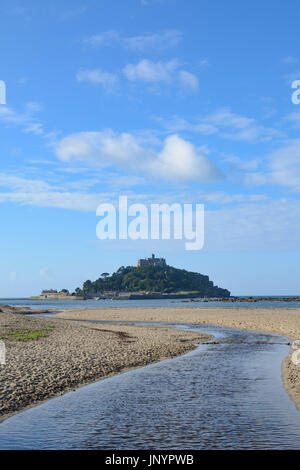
[
  {"left": 0, "top": 310, "right": 209, "bottom": 422},
  {"left": 55, "top": 307, "right": 300, "bottom": 410}
]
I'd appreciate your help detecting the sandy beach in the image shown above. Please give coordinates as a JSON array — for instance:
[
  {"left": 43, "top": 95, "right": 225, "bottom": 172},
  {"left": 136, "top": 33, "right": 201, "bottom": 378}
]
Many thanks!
[
  {"left": 55, "top": 307, "right": 300, "bottom": 410},
  {"left": 2, "top": 306, "right": 300, "bottom": 424},
  {"left": 0, "top": 307, "right": 210, "bottom": 423}
]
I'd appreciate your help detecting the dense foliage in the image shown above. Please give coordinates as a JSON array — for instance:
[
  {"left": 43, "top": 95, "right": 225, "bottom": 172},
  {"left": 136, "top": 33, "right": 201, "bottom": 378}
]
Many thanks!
[{"left": 76, "top": 264, "right": 230, "bottom": 298}]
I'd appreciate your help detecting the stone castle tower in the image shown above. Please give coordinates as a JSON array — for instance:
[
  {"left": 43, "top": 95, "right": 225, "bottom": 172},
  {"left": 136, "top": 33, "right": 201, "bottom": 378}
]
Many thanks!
[{"left": 137, "top": 254, "right": 167, "bottom": 268}]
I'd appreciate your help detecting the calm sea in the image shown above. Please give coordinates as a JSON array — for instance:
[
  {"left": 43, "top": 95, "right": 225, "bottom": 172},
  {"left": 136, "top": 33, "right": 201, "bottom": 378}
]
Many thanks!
[{"left": 1, "top": 297, "right": 300, "bottom": 310}]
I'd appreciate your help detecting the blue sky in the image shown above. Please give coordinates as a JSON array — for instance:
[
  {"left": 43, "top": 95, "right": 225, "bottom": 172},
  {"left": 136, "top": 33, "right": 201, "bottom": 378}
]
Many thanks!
[{"left": 1, "top": 0, "right": 300, "bottom": 296}]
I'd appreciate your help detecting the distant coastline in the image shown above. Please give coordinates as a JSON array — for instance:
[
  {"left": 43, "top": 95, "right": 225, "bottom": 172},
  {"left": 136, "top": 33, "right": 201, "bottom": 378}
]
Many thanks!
[
  {"left": 186, "top": 296, "right": 300, "bottom": 303},
  {"left": 23, "top": 294, "right": 300, "bottom": 302},
  {"left": 29, "top": 296, "right": 84, "bottom": 301}
]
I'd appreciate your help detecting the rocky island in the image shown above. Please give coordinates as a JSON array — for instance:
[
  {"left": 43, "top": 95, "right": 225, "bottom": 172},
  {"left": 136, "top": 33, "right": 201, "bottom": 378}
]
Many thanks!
[{"left": 75, "top": 254, "right": 231, "bottom": 300}]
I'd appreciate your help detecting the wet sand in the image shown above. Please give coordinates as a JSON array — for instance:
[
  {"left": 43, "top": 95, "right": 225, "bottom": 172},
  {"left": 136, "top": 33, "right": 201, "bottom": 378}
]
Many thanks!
[
  {"left": 55, "top": 307, "right": 300, "bottom": 410},
  {"left": 0, "top": 310, "right": 210, "bottom": 423}
]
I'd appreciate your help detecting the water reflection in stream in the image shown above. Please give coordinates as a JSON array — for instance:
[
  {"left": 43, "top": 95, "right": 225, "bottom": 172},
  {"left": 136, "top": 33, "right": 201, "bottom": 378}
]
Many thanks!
[{"left": 0, "top": 323, "right": 299, "bottom": 449}]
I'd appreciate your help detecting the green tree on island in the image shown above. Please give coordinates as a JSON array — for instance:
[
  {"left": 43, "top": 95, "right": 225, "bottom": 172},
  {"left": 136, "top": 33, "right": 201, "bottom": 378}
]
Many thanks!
[{"left": 77, "top": 264, "right": 230, "bottom": 299}]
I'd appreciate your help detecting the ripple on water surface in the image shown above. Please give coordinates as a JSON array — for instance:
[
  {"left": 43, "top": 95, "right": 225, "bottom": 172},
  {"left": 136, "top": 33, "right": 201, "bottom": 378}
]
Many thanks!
[{"left": 0, "top": 324, "right": 299, "bottom": 449}]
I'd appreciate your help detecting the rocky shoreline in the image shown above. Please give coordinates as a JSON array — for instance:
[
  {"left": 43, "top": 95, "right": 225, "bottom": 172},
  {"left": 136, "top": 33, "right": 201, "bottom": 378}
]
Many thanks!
[
  {"left": 185, "top": 296, "right": 300, "bottom": 303},
  {"left": 0, "top": 305, "right": 51, "bottom": 315}
]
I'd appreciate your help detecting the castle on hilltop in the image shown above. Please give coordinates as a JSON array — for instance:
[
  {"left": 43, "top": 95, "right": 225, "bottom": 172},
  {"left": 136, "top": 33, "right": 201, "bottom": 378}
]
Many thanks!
[{"left": 137, "top": 254, "right": 167, "bottom": 268}]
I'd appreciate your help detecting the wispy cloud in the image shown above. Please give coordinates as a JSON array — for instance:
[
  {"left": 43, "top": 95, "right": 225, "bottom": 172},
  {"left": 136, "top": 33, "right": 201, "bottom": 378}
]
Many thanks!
[
  {"left": 204, "top": 108, "right": 283, "bottom": 142},
  {"left": 59, "top": 6, "right": 87, "bottom": 22},
  {"left": 199, "top": 58, "right": 209, "bottom": 67},
  {"left": 243, "top": 139, "right": 300, "bottom": 192},
  {"left": 282, "top": 69, "right": 300, "bottom": 85},
  {"left": 1, "top": 170, "right": 298, "bottom": 253},
  {"left": 76, "top": 69, "right": 118, "bottom": 93},
  {"left": 200, "top": 191, "right": 269, "bottom": 204},
  {"left": 123, "top": 59, "right": 198, "bottom": 92},
  {"left": 205, "top": 199, "right": 300, "bottom": 251},
  {"left": 83, "top": 30, "right": 119, "bottom": 47},
  {"left": 0, "top": 172, "right": 117, "bottom": 211},
  {"left": 266, "top": 139, "right": 300, "bottom": 191},
  {"left": 24, "top": 123, "right": 44, "bottom": 135},
  {"left": 153, "top": 115, "right": 217, "bottom": 135},
  {"left": 178, "top": 70, "right": 199, "bottom": 92},
  {"left": 123, "top": 59, "right": 179, "bottom": 82},
  {"left": 282, "top": 56, "right": 299, "bottom": 65},
  {"left": 83, "top": 29, "right": 182, "bottom": 51},
  {"left": 123, "top": 30, "right": 181, "bottom": 51},
  {"left": 156, "top": 108, "right": 284, "bottom": 142},
  {"left": 284, "top": 111, "right": 300, "bottom": 129},
  {"left": 0, "top": 102, "right": 44, "bottom": 135},
  {"left": 222, "top": 154, "right": 262, "bottom": 171}
]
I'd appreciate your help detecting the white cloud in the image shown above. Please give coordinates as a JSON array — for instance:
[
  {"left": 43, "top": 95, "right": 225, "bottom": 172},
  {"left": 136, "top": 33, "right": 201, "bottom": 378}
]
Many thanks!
[
  {"left": 155, "top": 115, "right": 217, "bottom": 135},
  {"left": 178, "top": 70, "right": 199, "bottom": 92},
  {"left": 76, "top": 62, "right": 197, "bottom": 94},
  {"left": 83, "top": 30, "right": 181, "bottom": 51},
  {"left": 243, "top": 172, "right": 268, "bottom": 186},
  {"left": 0, "top": 174, "right": 53, "bottom": 192},
  {"left": 123, "top": 59, "right": 198, "bottom": 92},
  {"left": 123, "top": 30, "right": 181, "bottom": 50},
  {"left": 206, "top": 108, "right": 254, "bottom": 129},
  {"left": 56, "top": 130, "right": 153, "bottom": 167},
  {"left": 150, "top": 135, "right": 222, "bottom": 181},
  {"left": 123, "top": 59, "right": 179, "bottom": 83},
  {"left": 284, "top": 111, "right": 300, "bottom": 129},
  {"left": 205, "top": 199, "right": 300, "bottom": 251},
  {"left": 0, "top": 172, "right": 119, "bottom": 211},
  {"left": 24, "top": 123, "right": 44, "bottom": 135},
  {"left": 199, "top": 58, "right": 209, "bottom": 67},
  {"left": 76, "top": 69, "right": 118, "bottom": 92},
  {"left": 7, "top": 192, "right": 104, "bottom": 211},
  {"left": 1, "top": 173, "right": 300, "bottom": 253},
  {"left": 282, "top": 69, "right": 300, "bottom": 84},
  {"left": 242, "top": 139, "right": 300, "bottom": 192},
  {"left": 0, "top": 188, "right": 114, "bottom": 212},
  {"left": 267, "top": 139, "right": 300, "bottom": 191},
  {"left": 83, "top": 30, "right": 120, "bottom": 47},
  {"left": 222, "top": 154, "right": 261, "bottom": 171},
  {"left": 55, "top": 130, "right": 222, "bottom": 182},
  {"left": 158, "top": 108, "right": 283, "bottom": 142},
  {"left": 3, "top": 186, "right": 296, "bottom": 252},
  {"left": 25, "top": 102, "right": 43, "bottom": 113},
  {"left": 0, "top": 103, "right": 44, "bottom": 135},
  {"left": 204, "top": 108, "right": 282, "bottom": 142},
  {"left": 201, "top": 191, "right": 268, "bottom": 204},
  {"left": 59, "top": 6, "right": 87, "bottom": 22}
]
